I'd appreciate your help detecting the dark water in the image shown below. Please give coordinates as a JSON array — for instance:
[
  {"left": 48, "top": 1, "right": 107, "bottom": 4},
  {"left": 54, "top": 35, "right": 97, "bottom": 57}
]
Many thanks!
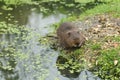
[{"left": 0, "top": 4, "right": 101, "bottom": 80}]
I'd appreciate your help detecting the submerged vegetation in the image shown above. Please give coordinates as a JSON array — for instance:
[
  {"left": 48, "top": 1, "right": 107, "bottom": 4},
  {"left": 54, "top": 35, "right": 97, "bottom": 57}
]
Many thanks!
[
  {"left": 0, "top": 21, "right": 27, "bottom": 79},
  {"left": 0, "top": 0, "right": 120, "bottom": 80}
]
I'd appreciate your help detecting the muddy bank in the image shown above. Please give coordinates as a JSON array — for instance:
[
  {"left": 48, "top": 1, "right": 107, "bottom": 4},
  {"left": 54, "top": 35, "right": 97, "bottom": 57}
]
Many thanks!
[{"left": 56, "top": 14, "right": 120, "bottom": 79}]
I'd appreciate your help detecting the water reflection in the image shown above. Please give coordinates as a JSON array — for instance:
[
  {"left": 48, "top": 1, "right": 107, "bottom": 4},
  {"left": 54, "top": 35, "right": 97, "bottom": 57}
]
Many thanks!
[
  {"left": 0, "top": 4, "right": 31, "bottom": 25},
  {"left": 0, "top": 5, "right": 67, "bottom": 79},
  {"left": 20, "top": 12, "right": 69, "bottom": 80}
]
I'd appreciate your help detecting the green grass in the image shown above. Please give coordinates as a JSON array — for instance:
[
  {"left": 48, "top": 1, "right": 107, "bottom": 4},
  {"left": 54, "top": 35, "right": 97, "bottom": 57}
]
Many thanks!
[
  {"left": 0, "top": 0, "right": 32, "bottom": 4},
  {"left": 79, "top": 0, "right": 120, "bottom": 20},
  {"left": 96, "top": 47, "right": 120, "bottom": 80}
]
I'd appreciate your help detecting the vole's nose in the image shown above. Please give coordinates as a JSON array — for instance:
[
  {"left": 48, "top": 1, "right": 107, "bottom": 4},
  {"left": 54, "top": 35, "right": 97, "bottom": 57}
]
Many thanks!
[{"left": 74, "top": 37, "right": 79, "bottom": 40}]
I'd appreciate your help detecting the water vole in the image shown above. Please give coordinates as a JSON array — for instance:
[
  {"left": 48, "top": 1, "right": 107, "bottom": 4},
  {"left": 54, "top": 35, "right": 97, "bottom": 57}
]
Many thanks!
[{"left": 57, "top": 22, "right": 86, "bottom": 48}]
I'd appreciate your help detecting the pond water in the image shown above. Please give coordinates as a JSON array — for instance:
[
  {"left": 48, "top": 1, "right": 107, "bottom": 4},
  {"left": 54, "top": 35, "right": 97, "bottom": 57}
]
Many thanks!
[{"left": 0, "top": 5, "right": 101, "bottom": 80}]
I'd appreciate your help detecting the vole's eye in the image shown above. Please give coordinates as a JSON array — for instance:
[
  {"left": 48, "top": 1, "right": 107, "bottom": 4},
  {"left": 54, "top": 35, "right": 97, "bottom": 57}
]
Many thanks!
[
  {"left": 77, "top": 31, "right": 80, "bottom": 33},
  {"left": 67, "top": 32, "right": 71, "bottom": 36}
]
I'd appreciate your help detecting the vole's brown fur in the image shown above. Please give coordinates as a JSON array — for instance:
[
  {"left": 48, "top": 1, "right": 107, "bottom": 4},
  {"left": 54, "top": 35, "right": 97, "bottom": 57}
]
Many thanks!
[{"left": 57, "top": 22, "right": 86, "bottom": 48}]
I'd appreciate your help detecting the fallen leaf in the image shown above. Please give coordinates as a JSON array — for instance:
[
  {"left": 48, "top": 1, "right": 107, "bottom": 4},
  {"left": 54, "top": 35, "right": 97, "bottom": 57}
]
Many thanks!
[
  {"left": 114, "top": 60, "right": 118, "bottom": 66},
  {"left": 113, "top": 43, "right": 119, "bottom": 48}
]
